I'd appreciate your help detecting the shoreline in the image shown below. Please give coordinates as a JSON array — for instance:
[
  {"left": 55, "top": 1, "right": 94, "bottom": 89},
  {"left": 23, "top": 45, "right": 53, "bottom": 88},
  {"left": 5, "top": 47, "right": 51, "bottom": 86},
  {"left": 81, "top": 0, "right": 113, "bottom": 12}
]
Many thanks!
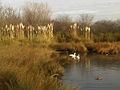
[{"left": 51, "top": 42, "right": 120, "bottom": 55}]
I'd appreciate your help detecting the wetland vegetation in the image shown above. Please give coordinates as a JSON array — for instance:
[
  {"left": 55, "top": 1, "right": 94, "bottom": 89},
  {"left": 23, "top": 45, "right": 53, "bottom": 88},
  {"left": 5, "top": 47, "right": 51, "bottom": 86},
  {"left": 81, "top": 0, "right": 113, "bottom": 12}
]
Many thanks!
[{"left": 0, "top": 1, "right": 120, "bottom": 90}]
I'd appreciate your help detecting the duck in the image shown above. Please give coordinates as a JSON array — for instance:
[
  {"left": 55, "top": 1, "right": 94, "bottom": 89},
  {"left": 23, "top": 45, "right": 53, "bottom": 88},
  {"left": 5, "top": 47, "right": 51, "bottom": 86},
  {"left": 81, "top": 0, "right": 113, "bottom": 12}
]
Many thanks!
[{"left": 96, "top": 77, "right": 103, "bottom": 80}]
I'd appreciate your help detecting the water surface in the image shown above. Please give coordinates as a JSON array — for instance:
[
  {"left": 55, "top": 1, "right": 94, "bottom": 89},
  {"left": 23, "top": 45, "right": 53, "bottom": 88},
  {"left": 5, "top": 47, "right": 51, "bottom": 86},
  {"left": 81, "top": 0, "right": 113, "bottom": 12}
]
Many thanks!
[{"left": 62, "top": 54, "right": 120, "bottom": 90}]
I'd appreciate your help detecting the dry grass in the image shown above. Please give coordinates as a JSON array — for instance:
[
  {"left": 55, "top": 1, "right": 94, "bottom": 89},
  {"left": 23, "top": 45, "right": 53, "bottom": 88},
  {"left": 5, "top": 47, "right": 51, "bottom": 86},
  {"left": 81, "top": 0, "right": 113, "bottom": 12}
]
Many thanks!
[
  {"left": 50, "top": 42, "right": 87, "bottom": 53},
  {"left": 0, "top": 40, "right": 119, "bottom": 90},
  {"left": 85, "top": 42, "right": 120, "bottom": 54},
  {"left": 50, "top": 42, "right": 120, "bottom": 55},
  {"left": 0, "top": 44, "right": 68, "bottom": 90}
]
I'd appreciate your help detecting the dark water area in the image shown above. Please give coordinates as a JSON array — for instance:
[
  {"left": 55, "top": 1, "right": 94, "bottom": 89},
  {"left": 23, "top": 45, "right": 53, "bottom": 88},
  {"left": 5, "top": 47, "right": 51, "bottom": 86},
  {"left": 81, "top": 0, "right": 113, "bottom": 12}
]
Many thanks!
[{"left": 62, "top": 54, "right": 120, "bottom": 90}]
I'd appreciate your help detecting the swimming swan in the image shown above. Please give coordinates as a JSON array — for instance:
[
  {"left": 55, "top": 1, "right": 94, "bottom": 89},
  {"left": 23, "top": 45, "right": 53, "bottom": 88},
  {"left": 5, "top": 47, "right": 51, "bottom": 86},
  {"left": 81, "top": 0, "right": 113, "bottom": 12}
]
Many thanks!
[
  {"left": 69, "top": 53, "right": 80, "bottom": 62},
  {"left": 69, "top": 53, "right": 76, "bottom": 59}
]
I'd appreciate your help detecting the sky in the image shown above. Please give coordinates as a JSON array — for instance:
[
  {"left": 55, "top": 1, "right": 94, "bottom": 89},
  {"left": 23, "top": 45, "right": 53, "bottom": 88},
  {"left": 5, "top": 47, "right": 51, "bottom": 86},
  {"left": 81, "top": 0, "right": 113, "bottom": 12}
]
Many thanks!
[{"left": 1, "top": 0, "right": 120, "bottom": 21}]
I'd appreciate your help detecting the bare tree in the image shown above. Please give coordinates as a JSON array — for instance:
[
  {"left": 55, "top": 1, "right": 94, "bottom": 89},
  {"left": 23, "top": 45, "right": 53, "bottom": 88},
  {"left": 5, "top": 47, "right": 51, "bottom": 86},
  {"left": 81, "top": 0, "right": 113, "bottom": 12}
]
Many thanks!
[
  {"left": 78, "top": 13, "right": 94, "bottom": 26},
  {"left": 0, "top": 2, "right": 4, "bottom": 26},
  {"left": 55, "top": 15, "right": 72, "bottom": 23},
  {"left": 22, "top": 2, "right": 52, "bottom": 25},
  {"left": 2, "top": 7, "right": 21, "bottom": 24},
  {"left": 93, "top": 20, "right": 119, "bottom": 33},
  {"left": 0, "top": 5, "right": 21, "bottom": 26},
  {"left": 54, "top": 15, "right": 72, "bottom": 33},
  {"left": 0, "top": 0, "right": 21, "bottom": 25}
]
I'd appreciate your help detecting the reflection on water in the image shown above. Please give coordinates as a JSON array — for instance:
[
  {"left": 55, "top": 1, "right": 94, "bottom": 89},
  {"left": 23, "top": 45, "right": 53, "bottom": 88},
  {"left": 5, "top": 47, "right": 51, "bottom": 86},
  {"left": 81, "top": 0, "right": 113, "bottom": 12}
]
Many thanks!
[{"left": 62, "top": 54, "right": 120, "bottom": 90}]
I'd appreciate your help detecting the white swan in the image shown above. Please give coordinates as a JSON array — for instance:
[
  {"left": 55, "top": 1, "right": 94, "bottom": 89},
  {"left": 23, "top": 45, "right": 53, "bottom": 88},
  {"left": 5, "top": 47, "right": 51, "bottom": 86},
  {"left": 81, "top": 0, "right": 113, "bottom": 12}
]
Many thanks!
[
  {"left": 69, "top": 53, "right": 76, "bottom": 59},
  {"left": 76, "top": 54, "right": 80, "bottom": 60},
  {"left": 69, "top": 53, "right": 81, "bottom": 61}
]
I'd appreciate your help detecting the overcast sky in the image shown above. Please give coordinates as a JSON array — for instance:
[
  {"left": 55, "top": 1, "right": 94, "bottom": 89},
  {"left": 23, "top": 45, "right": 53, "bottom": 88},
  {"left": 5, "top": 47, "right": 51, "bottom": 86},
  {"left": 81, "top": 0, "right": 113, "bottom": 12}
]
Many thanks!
[{"left": 1, "top": 0, "right": 120, "bottom": 20}]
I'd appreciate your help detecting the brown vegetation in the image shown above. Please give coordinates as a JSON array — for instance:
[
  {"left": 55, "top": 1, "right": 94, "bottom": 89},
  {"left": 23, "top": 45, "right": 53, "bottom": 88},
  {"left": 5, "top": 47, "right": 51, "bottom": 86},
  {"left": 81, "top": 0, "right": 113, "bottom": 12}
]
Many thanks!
[
  {"left": 22, "top": 2, "right": 51, "bottom": 26},
  {"left": 0, "top": 44, "right": 76, "bottom": 90},
  {"left": 0, "top": 1, "right": 120, "bottom": 90},
  {"left": 50, "top": 42, "right": 120, "bottom": 55},
  {"left": 85, "top": 42, "right": 120, "bottom": 54},
  {"left": 51, "top": 42, "right": 88, "bottom": 53}
]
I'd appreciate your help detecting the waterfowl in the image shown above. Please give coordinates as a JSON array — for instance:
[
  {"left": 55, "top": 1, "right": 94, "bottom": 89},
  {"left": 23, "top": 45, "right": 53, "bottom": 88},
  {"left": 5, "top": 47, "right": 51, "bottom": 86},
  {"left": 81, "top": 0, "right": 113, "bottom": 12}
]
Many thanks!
[
  {"left": 96, "top": 77, "right": 103, "bottom": 80},
  {"left": 76, "top": 54, "right": 80, "bottom": 60},
  {"left": 69, "top": 53, "right": 76, "bottom": 59},
  {"left": 69, "top": 53, "right": 81, "bottom": 62},
  {"left": 106, "top": 52, "right": 111, "bottom": 56}
]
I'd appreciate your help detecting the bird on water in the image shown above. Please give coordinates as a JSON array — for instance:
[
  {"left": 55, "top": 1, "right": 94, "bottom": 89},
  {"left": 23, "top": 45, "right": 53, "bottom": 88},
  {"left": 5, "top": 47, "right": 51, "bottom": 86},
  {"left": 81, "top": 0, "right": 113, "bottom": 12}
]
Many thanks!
[{"left": 69, "top": 53, "right": 80, "bottom": 62}]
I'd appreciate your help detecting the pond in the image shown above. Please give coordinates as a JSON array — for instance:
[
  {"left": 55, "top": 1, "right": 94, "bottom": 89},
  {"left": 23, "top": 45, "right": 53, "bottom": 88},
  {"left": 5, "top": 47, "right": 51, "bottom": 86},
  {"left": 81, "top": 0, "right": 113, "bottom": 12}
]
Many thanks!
[{"left": 62, "top": 54, "right": 120, "bottom": 90}]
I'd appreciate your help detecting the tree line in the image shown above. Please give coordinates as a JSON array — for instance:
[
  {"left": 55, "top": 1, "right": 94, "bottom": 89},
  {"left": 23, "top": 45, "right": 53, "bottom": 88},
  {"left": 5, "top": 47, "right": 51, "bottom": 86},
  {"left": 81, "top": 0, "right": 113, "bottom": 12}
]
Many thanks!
[{"left": 0, "top": 1, "right": 120, "bottom": 42}]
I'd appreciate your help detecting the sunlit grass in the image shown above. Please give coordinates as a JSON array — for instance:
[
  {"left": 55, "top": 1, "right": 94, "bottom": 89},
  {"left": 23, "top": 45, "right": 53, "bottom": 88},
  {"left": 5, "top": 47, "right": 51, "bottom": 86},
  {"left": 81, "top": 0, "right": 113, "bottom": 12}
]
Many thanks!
[
  {"left": 0, "top": 44, "right": 66, "bottom": 90},
  {"left": 51, "top": 42, "right": 87, "bottom": 53},
  {"left": 85, "top": 42, "right": 120, "bottom": 54}
]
